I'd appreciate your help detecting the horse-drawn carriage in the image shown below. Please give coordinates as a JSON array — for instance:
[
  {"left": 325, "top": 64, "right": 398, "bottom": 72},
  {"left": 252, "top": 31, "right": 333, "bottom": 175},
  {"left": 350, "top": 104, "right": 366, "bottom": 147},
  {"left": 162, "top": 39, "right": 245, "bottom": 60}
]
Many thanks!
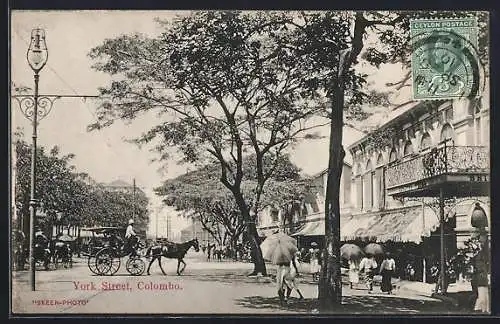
[
  {"left": 83, "top": 227, "right": 146, "bottom": 276},
  {"left": 12, "top": 229, "right": 74, "bottom": 271}
]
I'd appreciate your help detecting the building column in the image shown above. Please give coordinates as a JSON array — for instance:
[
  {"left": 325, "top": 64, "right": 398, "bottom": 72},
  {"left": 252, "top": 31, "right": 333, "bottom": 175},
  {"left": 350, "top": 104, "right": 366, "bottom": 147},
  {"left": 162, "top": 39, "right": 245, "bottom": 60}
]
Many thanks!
[{"left": 452, "top": 99, "right": 474, "bottom": 146}]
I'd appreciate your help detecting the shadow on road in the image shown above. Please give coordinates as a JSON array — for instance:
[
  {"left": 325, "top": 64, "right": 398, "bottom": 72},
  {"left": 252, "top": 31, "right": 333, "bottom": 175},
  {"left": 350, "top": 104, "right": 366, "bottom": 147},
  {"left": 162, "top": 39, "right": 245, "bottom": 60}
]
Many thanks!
[
  {"left": 234, "top": 294, "right": 470, "bottom": 315},
  {"left": 181, "top": 270, "right": 275, "bottom": 285}
]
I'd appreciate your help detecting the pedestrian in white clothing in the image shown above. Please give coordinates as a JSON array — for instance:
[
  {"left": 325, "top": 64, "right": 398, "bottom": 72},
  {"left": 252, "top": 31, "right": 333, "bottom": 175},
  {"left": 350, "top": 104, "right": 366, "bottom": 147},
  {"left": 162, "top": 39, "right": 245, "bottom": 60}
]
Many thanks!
[
  {"left": 359, "top": 255, "right": 378, "bottom": 292},
  {"left": 284, "top": 252, "right": 305, "bottom": 300},
  {"left": 124, "top": 219, "right": 138, "bottom": 256}
]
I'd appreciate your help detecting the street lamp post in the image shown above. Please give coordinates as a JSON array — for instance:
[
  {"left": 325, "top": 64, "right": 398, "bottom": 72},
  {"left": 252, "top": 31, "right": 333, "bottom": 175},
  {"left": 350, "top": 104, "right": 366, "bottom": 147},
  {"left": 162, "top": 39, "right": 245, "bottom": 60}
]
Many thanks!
[
  {"left": 13, "top": 29, "right": 99, "bottom": 290},
  {"left": 24, "top": 28, "right": 49, "bottom": 291}
]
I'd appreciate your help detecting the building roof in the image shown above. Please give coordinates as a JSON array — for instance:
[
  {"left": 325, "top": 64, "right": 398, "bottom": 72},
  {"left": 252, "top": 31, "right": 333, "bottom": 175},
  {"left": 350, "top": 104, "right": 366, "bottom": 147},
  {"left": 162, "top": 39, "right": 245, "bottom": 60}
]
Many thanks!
[
  {"left": 104, "top": 179, "right": 133, "bottom": 188},
  {"left": 347, "top": 101, "right": 422, "bottom": 150},
  {"left": 347, "top": 100, "right": 449, "bottom": 151}
]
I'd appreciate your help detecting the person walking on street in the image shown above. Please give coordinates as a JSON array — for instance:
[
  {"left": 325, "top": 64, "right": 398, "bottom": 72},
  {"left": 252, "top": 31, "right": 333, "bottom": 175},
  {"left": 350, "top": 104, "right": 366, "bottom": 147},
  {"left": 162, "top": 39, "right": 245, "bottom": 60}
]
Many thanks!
[
  {"left": 284, "top": 251, "right": 305, "bottom": 300},
  {"left": 309, "top": 242, "right": 320, "bottom": 281},
  {"left": 206, "top": 244, "right": 212, "bottom": 261},
  {"left": 359, "top": 254, "right": 378, "bottom": 293},
  {"left": 380, "top": 252, "right": 396, "bottom": 294},
  {"left": 348, "top": 259, "right": 360, "bottom": 289}
]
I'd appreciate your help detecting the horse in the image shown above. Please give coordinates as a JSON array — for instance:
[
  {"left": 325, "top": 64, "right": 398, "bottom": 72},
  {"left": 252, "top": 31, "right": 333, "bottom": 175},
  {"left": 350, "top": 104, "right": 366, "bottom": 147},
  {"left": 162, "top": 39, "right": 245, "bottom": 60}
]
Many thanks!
[{"left": 145, "top": 238, "right": 199, "bottom": 276}]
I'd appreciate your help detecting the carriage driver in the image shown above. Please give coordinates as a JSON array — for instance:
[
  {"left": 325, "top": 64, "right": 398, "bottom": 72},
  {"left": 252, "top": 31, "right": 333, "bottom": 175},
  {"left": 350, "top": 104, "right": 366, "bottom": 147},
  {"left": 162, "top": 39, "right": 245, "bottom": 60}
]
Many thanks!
[{"left": 124, "top": 219, "right": 139, "bottom": 256}]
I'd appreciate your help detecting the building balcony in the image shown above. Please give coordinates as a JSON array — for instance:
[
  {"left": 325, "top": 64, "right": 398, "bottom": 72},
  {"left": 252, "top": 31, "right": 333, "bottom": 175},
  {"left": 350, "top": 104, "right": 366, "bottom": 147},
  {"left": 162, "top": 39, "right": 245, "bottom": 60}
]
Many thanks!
[{"left": 386, "top": 145, "right": 490, "bottom": 198}]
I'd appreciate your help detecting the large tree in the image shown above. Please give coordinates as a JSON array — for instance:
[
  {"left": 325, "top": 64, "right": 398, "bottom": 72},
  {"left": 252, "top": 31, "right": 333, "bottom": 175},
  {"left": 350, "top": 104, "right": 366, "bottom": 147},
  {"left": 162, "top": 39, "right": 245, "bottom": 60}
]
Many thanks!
[
  {"left": 264, "top": 10, "right": 487, "bottom": 309},
  {"left": 158, "top": 167, "right": 246, "bottom": 249},
  {"left": 79, "top": 184, "right": 150, "bottom": 233},
  {"left": 89, "top": 12, "right": 329, "bottom": 275},
  {"left": 156, "top": 154, "right": 312, "bottom": 250}
]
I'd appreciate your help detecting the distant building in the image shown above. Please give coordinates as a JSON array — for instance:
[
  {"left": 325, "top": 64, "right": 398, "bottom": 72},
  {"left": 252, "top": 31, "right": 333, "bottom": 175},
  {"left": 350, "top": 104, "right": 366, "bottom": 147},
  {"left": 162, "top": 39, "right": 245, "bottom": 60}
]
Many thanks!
[
  {"left": 256, "top": 162, "right": 353, "bottom": 249},
  {"left": 101, "top": 179, "right": 144, "bottom": 195},
  {"left": 180, "top": 217, "right": 222, "bottom": 246}
]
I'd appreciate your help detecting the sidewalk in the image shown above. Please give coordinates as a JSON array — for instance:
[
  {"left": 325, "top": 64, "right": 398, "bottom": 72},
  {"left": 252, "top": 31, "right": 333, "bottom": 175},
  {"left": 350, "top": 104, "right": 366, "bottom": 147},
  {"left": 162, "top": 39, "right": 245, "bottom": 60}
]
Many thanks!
[{"left": 396, "top": 279, "right": 474, "bottom": 308}]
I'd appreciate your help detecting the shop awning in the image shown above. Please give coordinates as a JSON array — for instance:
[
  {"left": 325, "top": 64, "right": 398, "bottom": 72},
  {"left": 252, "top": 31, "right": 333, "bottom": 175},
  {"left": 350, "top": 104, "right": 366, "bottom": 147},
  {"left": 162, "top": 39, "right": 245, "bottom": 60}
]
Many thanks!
[
  {"left": 340, "top": 215, "right": 379, "bottom": 241},
  {"left": 291, "top": 220, "right": 325, "bottom": 236},
  {"left": 287, "top": 206, "right": 446, "bottom": 243},
  {"left": 347, "top": 207, "right": 442, "bottom": 244}
]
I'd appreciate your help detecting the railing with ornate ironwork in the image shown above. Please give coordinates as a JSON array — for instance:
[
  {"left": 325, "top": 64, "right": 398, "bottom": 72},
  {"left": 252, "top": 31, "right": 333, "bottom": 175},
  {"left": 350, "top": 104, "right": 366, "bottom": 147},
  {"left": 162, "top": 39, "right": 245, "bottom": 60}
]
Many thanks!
[{"left": 386, "top": 145, "right": 489, "bottom": 189}]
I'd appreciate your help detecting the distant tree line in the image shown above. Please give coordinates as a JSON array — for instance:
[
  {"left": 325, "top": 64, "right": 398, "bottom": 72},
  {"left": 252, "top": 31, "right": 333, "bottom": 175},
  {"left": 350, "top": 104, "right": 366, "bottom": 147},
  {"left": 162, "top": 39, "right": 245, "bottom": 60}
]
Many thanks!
[{"left": 13, "top": 129, "right": 150, "bottom": 241}]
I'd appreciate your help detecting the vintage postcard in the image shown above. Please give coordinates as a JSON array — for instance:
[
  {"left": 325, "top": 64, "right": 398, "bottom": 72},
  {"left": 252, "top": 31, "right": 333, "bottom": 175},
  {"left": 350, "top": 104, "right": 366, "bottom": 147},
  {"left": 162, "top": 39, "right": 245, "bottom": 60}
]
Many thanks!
[{"left": 10, "top": 10, "right": 491, "bottom": 315}]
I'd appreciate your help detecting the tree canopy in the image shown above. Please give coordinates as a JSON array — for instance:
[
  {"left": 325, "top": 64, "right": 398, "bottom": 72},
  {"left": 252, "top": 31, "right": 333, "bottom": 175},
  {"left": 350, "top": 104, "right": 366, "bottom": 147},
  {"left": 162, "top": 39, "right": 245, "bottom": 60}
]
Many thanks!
[
  {"left": 156, "top": 154, "right": 315, "bottom": 246},
  {"left": 13, "top": 130, "right": 150, "bottom": 235}
]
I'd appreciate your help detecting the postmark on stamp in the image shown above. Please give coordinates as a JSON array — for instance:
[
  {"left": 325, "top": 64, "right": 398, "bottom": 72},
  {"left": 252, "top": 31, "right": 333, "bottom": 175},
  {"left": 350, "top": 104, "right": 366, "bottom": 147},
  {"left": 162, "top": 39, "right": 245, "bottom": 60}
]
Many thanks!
[{"left": 410, "top": 18, "right": 483, "bottom": 100}]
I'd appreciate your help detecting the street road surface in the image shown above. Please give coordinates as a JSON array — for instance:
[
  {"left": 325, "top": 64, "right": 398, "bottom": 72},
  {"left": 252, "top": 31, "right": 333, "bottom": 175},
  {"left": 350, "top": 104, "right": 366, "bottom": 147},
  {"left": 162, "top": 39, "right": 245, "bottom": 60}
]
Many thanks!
[{"left": 11, "top": 254, "right": 469, "bottom": 315}]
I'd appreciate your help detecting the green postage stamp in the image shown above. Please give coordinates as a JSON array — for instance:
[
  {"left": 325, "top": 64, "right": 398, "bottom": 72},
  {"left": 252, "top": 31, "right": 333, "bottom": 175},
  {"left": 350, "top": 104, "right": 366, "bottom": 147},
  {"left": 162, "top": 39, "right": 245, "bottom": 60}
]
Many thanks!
[{"left": 410, "top": 18, "right": 480, "bottom": 100}]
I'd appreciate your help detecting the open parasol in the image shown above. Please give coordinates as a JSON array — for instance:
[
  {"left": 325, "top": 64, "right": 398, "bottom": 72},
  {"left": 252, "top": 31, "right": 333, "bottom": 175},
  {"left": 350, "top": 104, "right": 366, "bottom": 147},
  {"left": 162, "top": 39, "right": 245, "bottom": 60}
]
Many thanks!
[
  {"left": 341, "top": 243, "right": 364, "bottom": 260},
  {"left": 364, "top": 243, "right": 384, "bottom": 256},
  {"left": 260, "top": 232, "right": 298, "bottom": 265}
]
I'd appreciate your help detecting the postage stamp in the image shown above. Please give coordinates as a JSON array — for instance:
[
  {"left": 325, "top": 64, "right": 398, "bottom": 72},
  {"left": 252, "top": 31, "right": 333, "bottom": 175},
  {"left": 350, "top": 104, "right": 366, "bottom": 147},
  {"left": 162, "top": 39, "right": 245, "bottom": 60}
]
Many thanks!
[{"left": 410, "top": 18, "right": 481, "bottom": 100}]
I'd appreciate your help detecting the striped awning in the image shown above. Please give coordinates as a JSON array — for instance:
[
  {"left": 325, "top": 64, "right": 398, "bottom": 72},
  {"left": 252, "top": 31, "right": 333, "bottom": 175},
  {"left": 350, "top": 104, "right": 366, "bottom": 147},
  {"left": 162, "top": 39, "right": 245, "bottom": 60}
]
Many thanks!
[
  {"left": 341, "top": 215, "right": 378, "bottom": 241},
  {"left": 346, "top": 207, "right": 442, "bottom": 244},
  {"left": 281, "top": 206, "right": 445, "bottom": 243}
]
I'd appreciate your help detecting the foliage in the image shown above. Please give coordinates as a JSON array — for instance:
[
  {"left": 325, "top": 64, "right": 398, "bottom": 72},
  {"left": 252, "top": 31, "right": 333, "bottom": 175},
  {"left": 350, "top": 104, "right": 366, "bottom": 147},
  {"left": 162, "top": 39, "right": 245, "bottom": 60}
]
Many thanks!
[
  {"left": 156, "top": 154, "right": 313, "bottom": 245},
  {"left": 14, "top": 130, "right": 89, "bottom": 228},
  {"left": 13, "top": 130, "right": 149, "bottom": 234},
  {"left": 88, "top": 12, "right": 337, "bottom": 274}
]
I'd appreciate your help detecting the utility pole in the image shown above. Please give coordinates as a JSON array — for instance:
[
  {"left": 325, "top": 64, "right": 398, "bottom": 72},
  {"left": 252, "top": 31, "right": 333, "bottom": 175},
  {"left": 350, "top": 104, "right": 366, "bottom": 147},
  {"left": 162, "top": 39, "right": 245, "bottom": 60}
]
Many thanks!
[
  {"left": 155, "top": 207, "right": 159, "bottom": 240},
  {"left": 166, "top": 213, "right": 171, "bottom": 240},
  {"left": 132, "top": 178, "right": 136, "bottom": 219}
]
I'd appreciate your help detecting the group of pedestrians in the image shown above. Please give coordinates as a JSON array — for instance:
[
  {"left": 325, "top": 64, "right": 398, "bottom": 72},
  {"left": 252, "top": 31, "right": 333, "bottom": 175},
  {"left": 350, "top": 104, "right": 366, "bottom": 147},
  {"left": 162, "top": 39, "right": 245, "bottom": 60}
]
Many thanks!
[{"left": 349, "top": 252, "right": 396, "bottom": 294}]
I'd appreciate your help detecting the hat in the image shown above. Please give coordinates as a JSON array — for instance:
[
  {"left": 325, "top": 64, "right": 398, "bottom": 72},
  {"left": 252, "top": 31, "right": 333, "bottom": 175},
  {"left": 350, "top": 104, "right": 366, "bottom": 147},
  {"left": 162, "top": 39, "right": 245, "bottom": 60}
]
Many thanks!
[{"left": 128, "top": 219, "right": 135, "bottom": 225}]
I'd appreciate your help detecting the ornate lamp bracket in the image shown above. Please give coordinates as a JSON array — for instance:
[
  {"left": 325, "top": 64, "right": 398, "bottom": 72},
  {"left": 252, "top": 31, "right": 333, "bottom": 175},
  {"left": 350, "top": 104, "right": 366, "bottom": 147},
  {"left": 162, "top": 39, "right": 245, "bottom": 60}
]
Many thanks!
[{"left": 12, "top": 95, "right": 61, "bottom": 122}]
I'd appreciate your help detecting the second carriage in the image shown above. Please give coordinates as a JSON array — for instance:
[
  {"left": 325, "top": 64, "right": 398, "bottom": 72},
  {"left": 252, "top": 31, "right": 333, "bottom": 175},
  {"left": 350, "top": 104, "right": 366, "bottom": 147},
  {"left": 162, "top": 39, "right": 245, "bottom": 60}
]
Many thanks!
[{"left": 83, "top": 227, "right": 146, "bottom": 276}]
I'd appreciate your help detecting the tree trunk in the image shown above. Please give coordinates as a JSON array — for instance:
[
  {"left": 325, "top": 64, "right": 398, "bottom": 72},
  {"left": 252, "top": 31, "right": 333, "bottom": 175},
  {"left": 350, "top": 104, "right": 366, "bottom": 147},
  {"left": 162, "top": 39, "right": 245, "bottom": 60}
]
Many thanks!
[
  {"left": 247, "top": 219, "right": 267, "bottom": 275},
  {"left": 232, "top": 190, "right": 267, "bottom": 275},
  {"left": 318, "top": 86, "right": 345, "bottom": 310}
]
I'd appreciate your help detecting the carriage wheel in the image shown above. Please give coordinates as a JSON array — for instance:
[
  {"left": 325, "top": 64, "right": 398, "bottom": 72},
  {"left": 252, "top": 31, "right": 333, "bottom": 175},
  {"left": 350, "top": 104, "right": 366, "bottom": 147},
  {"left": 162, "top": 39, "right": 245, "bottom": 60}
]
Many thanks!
[
  {"left": 87, "top": 255, "right": 99, "bottom": 274},
  {"left": 95, "top": 248, "right": 120, "bottom": 276},
  {"left": 126, "top": 257, "right": 145, "bottom": 276}
]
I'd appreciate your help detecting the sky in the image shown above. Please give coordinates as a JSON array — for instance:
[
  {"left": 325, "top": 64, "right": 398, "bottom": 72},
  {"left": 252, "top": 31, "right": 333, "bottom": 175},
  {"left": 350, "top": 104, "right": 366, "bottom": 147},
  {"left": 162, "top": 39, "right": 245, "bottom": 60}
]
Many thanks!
[{"left": 10, "top": 10, "right": 410, "bottom": 237}]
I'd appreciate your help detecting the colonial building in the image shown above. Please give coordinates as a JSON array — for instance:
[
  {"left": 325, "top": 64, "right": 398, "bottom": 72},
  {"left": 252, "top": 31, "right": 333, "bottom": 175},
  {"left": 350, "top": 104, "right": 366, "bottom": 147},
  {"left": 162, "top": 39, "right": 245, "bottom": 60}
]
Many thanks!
[
  {"left": 257, "top": 162, "right": 353, "bottom": 246},
  {"left": 180, "top": 217, "right": 222, "bottom": 246},
  {"left": 256, "top": 124, "right": 365, "bottom": 249},
  {"left": 347, "top": 97, "right": 490, "bottom": 281}
]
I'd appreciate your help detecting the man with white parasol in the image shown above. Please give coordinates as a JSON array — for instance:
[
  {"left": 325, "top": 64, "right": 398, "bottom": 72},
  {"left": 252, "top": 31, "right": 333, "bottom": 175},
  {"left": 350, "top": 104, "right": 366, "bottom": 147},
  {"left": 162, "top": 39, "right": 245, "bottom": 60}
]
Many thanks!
[{"left": 260, "top": 229, "right": 304, "bottom": 303}]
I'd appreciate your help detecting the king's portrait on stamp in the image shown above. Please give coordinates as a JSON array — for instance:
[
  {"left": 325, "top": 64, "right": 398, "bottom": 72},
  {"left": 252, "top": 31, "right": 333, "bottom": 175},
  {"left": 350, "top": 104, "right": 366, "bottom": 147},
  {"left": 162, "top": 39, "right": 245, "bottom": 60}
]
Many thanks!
[
  {"left": 9, "top": 10, "right": 491, "bottom": 316},
  {"left": 410, "top": 17, "right": 485, "bottom": 101}
]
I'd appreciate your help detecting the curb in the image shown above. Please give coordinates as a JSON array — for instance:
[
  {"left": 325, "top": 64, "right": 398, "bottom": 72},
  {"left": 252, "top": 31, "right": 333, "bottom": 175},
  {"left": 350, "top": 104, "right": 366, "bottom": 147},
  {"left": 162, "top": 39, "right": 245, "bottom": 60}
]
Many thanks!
[{"left": 430, "top": 293, "right": 460, "bottom": 307}]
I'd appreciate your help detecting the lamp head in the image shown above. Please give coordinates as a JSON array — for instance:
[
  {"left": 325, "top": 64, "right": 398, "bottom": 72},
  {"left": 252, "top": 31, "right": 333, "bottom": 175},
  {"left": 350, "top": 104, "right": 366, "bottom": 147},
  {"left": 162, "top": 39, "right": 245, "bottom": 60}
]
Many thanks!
[
  {"left": 27, "top": 28, "right": 48, "bottom": 72},
  {"left": 471, "top": 202, "right": 488, "bottom": 229}
]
